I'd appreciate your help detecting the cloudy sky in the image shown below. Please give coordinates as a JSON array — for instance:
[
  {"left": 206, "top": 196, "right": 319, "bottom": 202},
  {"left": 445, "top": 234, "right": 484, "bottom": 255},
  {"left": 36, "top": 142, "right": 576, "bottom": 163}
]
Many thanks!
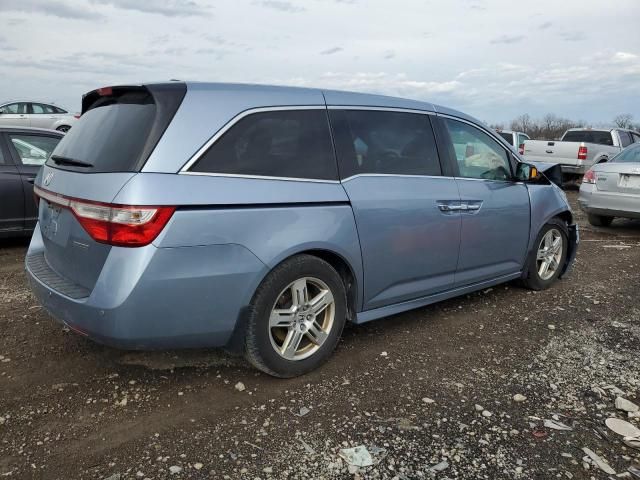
[{"left": 1, "top": 0, "right": 639, "bottom": 124}]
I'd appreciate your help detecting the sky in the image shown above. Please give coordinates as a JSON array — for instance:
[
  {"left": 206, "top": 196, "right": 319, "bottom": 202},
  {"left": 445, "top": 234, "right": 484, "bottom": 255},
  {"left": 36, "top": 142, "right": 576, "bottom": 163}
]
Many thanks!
[{"left": 1, "top": 0, "right": 639, "bottom": 125}]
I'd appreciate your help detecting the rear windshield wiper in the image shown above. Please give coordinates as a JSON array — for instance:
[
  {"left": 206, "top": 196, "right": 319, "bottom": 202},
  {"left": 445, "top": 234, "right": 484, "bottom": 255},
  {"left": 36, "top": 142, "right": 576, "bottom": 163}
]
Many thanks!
[{"left": 50, "top": 155, "right": 94, "bottom": 168}]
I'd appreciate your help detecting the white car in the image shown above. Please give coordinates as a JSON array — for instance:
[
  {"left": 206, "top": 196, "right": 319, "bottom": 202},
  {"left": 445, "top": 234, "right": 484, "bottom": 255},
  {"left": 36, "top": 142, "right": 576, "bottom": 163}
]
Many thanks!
[
  {"left": 495, "top": 129, "right": 530, "bottom": 154},
  {"left": 0, "top": 100, "right": 78, "bottom": 132}
]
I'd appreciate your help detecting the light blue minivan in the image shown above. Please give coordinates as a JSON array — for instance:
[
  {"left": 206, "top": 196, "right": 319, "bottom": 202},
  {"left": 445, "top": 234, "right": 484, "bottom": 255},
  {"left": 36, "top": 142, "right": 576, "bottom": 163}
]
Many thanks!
[{"left": 26, "top": 82, "right": 577, "bottom": 377}]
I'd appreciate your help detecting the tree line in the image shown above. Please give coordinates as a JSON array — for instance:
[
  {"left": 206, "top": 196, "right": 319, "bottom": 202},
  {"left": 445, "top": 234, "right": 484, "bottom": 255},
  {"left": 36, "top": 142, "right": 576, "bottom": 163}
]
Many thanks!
[{"left": 489, "top": 113, "right": 637, "bottom": 140}]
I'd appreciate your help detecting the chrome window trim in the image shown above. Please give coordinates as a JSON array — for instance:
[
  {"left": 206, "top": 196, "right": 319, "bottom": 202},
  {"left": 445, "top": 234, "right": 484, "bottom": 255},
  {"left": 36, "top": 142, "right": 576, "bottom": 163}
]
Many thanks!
[
  {"left": 180, "top": 171, "right": 340, "bottom": 184},
  {"left": 436, "top": 113, "right": 515, "bottom": 150},
  {"left": 341, "top": 173, "right": 451, "bottom": 182},
  {"left": 327, "top": 105, "right": 435, "bottom": 116},
  {"left": 179, "top": 105, "right": 327, "bottom": 173}
]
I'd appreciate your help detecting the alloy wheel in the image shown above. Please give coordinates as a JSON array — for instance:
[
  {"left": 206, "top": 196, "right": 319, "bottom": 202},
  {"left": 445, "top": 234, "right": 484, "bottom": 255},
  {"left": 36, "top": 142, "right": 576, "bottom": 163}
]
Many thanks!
[
  {"left": 536, "top": 229, "right": 563, "bottom": 281},
  {"left": 268, "top": 277, "right": 335, "bottom": 361}
]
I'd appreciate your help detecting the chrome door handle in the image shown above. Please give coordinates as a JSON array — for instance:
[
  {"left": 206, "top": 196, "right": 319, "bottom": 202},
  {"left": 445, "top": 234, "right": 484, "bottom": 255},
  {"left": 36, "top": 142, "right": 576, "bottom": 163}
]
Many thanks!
[{"left": 437, "top": 202, "right": 462, "bottom": 212}]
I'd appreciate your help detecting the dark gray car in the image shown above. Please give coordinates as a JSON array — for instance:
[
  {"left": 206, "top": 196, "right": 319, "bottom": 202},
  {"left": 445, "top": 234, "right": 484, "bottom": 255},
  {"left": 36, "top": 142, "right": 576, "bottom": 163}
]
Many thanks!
[{"left": 0, "top": 127, "right": 63, "bottom": 237}]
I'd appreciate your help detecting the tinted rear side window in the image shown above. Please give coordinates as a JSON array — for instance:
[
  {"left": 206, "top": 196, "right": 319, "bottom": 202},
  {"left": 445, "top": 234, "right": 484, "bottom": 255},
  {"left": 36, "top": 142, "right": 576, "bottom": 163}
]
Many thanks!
[
  {"left": 47, "top": 84, "right": 186, "bottom": 173},
  {"left": 191, "top": 109, "right": 338, "bottom": 180},
  {"left": 330, "top": 109, "right": 441, "bottom": 178},
  {"left": 562, "top": 130, "right": 613, "bottom": 146}
]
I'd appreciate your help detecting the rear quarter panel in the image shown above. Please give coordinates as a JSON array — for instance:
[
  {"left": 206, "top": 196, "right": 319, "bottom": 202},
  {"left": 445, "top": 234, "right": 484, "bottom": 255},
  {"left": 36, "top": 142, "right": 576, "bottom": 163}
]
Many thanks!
[{"left": 114, "top": 174, "right": 365, "bottom": 310}]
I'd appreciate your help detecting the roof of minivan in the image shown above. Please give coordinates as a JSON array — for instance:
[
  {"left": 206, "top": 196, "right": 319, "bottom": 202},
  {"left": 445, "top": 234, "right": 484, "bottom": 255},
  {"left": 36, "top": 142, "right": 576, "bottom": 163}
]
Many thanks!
[
  {"left": 133, "top": 81, "right": 492, "bottom": 173},
  {"left": 180, "top": 81, "right": 479, "bottom": 125}
]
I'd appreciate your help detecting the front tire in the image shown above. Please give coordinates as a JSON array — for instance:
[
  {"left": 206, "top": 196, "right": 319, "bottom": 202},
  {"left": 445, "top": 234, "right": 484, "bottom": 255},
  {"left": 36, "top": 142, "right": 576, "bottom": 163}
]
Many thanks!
[
  {"left": 244, "top": 255, "right": 347, "bottom": 378},
  {"left": 522, "top": 219, "right": 568, "bottom": 291},
  {"left": 587, "top": 213, "right": 614, "bottom": 227}
]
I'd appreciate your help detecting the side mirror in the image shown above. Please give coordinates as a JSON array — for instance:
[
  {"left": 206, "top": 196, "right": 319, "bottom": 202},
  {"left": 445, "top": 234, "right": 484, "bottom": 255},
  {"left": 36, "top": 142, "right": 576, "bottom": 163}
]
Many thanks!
[{"left": 516, "top": 162, "right": 541, "bottom": 182}]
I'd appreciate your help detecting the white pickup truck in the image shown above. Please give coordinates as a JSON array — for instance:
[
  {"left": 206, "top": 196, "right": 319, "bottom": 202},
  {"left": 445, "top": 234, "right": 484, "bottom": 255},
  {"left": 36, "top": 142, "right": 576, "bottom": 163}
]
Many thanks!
[{"left": 522, "top": 128, "right": 640, "bottom": 182}]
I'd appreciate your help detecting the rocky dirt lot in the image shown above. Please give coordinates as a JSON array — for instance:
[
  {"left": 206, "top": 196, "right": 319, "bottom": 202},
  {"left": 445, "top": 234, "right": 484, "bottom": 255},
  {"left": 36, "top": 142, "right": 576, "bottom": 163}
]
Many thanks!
[{"left": 1, "top": 191, "right": 639, "bottom": 480}]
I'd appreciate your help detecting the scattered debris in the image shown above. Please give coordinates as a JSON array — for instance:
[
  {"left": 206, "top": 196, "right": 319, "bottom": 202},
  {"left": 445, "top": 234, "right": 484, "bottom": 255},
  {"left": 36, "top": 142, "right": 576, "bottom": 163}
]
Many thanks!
[
  {"left": 605, "top": 418, "right": 640, "bottom": 438},
  {"left": 194, "top": 463, "right": 203, "bottom": 470},
  {"left": 380, "top": 351, "right": 388, "bottom": 357},
  {"left": 544, "top": 419, "right": 573, "bottom": 431},
  {"left": 422, "top": 397, "right": 435, "bottom": 404},
  {"left": 234, "top": 382, "right": 246, "bottom": 392},
  {"left": 513, "top": 394, "right": 527, "bottom": 403},
  {"left": 531, "top": 427, "right": 548, "bottom": 439},
  {"left": 616, "top": 397, "right": 639, "bottom": 413},
  {"left": 628, "top": 464, "right": 640, "bottom": 479},
  {"left": 292, "top": 406, "right": 311, "bottom": 417},
  {"left": 581, "top": 447, "right": 616, "bottom": 475},
  {"left": 429, "top": 460, "right": 450, "bottom": 472},
  {"left": 339, "top": 446, "right": 374, "bottom": 467},
  {"left": 168, "top": 466, "right": 182, "bottom": 474},
  {"left": 299, "top": 439, "right": 315, "bottom": 455}
]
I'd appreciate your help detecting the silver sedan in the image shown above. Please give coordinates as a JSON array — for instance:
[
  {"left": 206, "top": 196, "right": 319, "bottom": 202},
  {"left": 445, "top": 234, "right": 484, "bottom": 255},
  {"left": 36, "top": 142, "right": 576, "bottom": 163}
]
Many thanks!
[
  {"left": 578, "top": 143, "right": 640, "bottom": 226},
  {"left": 0, "top": 100, "right": 78, "bottom": 132}
]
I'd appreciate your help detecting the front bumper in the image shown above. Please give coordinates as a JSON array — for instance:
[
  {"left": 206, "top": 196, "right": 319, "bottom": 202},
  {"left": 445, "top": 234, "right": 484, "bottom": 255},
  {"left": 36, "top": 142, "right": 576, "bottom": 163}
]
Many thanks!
[
  {"left": 559, "top": 223, "right": 579, "bottom": 278},
  {"left": 26, "top": 224, "right": 267, "bottom": 349}
]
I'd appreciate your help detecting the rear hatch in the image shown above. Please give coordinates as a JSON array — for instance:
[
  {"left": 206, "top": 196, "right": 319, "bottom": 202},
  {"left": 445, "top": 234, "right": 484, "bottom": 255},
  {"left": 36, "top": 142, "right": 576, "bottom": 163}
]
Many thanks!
[{"left": 33, "top": 83, "right": 186, "bottom": 293}]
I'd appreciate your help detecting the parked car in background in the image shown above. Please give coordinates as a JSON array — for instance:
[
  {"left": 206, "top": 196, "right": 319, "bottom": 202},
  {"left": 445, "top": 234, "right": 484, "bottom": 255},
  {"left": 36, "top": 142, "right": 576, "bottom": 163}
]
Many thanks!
[
  {"left": 495, "top": 129, "right": 530, "bottom": 154},
  {"left": 578, "top": 142, "right": 640, "bottom": 226},
  {"left": 26, "top": 82, "right": 577, "bottom": 377},
  {"left": 523, "top": 128, "right": 640, "bottom": 182},
  {"left": 0, "top": 127, "right": 63, "bottom": 237},
  {"left": 0, "top": 101, "right": 79, "bottom": 132}
]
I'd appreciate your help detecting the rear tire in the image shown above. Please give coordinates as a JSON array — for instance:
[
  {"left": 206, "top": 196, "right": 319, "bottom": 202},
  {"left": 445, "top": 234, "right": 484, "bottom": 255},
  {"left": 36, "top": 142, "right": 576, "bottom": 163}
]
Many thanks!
[
  {"left": 244, "top": 254, "right": 347, "bottom": 378},
  {"left": 587, "top": 213, "right": 614, "bottom": 227},
  {"left": 522, "top": 219, "right": 568, "bottom": 291}
]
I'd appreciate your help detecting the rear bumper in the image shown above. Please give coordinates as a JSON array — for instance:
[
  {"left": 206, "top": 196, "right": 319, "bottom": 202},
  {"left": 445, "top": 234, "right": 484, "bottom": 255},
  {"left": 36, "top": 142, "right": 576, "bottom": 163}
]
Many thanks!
[
  {"left": 578, "top": 185, "right": 640, "bottom": 219},
  {"left": 26, "top": 223, "right": 267, "bottom": 349}
]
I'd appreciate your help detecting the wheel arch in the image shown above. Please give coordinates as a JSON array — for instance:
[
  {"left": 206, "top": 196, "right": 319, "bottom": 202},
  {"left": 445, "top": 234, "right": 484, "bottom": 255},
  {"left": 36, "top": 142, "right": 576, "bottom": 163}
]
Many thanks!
[{"left": 225, "top": 245, "right": 362, "bottom": 354}]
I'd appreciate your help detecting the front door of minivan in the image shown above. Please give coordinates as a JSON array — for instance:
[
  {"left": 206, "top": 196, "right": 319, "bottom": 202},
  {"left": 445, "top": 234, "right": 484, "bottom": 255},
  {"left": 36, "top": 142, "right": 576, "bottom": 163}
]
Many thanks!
[
  {"left": 330, "top": 109, "right": 461, "bottom": 310},
  {"left": 437, "top": 117, "right": 530, "bottom": 286}
]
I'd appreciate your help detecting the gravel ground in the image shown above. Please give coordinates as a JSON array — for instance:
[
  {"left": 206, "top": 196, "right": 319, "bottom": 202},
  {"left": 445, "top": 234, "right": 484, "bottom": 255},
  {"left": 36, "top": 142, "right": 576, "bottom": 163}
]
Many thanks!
[{"left": 1, "top": 191, "right": 639, "bottom": 480}]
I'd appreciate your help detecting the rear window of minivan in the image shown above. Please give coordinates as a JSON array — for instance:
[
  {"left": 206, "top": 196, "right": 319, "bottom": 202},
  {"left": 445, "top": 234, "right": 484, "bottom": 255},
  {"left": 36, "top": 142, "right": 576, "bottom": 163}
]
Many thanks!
[{"left": 47, "top": 84, "right": 186, "bottom": 173}]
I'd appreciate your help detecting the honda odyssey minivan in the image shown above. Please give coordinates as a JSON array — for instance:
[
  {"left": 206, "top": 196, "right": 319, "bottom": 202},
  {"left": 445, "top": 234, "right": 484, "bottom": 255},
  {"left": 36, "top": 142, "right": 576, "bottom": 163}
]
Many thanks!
[{"left": 26, "top": 82, "right": 578, "bottom": 377}]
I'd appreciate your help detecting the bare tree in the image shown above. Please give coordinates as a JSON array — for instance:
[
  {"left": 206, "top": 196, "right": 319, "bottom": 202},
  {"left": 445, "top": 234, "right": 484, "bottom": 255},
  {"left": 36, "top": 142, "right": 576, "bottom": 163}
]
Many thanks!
[
  {"left": 613, "top": 114, "right": 634, "bottom": 129},
  {"left": 510, "top": 114, "right": 532, "bottom": 134}
]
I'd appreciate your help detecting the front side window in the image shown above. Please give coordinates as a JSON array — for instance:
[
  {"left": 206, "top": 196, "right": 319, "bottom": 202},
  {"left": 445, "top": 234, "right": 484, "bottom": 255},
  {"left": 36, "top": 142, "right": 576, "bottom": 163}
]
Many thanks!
[
  {"left": 330, "top": 109, "right": 441, "bottom": 178},
  {"left": 191, "top": 109, "right": 338, "bottom": 180},
  {"left": 444, "top": 118, "right": 512, "bottom": 181},
  {"left": 9, "top": 134, "right": 61, "bottom": 166},
  {"left": 614, "top": 144, "right": 640, "bottom": 163},
  {"left": 0, "top": 103, "right": 28, "bottom": 114}
]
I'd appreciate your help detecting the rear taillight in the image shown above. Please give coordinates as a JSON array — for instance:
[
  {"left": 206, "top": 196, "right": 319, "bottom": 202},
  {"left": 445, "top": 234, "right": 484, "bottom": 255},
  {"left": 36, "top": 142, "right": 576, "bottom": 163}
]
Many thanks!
[
  {"left": 583, "top": 169, "right": 597, "bottom": 184},
  {"left": 578, "top": 146, "right": 588, "bottom": 161},
  {"left": 73, "top": 114, "right": 80, "bottom": 119},
  {"left": 518, "top": 143, "right": 525, "bottom": 155},
  {"left": 34, "top": 186, "right": 175, "bottom": 247}
]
